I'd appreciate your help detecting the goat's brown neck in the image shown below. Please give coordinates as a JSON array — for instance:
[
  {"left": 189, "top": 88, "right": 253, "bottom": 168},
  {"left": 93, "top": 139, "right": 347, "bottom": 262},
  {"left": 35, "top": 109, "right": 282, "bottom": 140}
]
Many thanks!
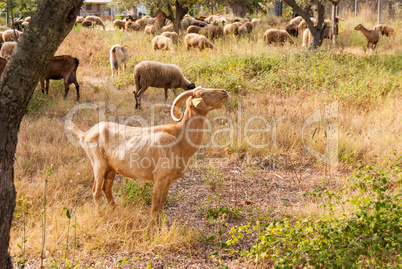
[
  {"left": 177, "top": 104, "right": 208, "bottom": 159},
  {"left": 358, "top": 26, "right": 370, "bottom": 37}
]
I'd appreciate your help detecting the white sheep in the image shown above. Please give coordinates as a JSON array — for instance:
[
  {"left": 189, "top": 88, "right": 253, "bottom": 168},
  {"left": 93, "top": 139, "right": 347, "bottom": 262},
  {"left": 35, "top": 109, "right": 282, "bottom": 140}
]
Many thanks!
[
  {"left": 0, "top": 42, "right": 17, "bottom": 59},
  {"left": 2, "top": 30, "right": 21, "bottom": 42},
  {"left": 133, "top": 61, "right": 196, "bottom": 109},
  {"left": 67, "top": 87, "right": 229, "bottom": 214},
  {"left": 302, "top": 28, "right": 312, "bottom": 47},
  {"left": 110, "top": 45, "right": 130, "bottom": 78},
  {"left": 152, "top": 35, "right": 175, "bottom": 52}
]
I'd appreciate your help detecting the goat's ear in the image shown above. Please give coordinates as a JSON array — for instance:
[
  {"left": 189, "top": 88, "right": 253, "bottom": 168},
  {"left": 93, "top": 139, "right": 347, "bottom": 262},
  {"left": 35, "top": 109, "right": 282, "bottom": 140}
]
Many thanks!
[{"left": 192, "top": 97, "right": 211, "bottom": 110}]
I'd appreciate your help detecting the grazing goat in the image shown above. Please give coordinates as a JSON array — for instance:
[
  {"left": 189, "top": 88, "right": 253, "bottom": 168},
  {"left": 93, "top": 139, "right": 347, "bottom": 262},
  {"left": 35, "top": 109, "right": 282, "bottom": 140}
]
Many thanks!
[
  {"left": 110, "top": 45, "right": 130, "bottom": 78},
  {"left": 133, "top": 61, "right": 196, "bottom": 109},
  {"left": 40, "top": 55, "right": 80, "bottom": 100},
  {"left": 68, "top": 87, "right": 229, "bottom": 214},
  {"left": 354, "top": 24, "right": 380, "bottom": 50}
]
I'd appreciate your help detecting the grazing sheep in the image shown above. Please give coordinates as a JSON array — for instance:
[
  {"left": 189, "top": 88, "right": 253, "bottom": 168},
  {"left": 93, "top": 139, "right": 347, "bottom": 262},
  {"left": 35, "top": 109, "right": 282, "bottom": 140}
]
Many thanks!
[
  {"left": 186, "top": 25, "right": 202, "bottom": 34},
  {"left": 133, "top": 61, "right": 196, "bottom": 109},
  {"left": 0, "top": 32, "right": 4, "bottom": 44},
  {"left": 136, "top": 16, "right": 156, "bottom": 30},
  {"left": 298, "top": 18, "right": 317, "bottom": 36},
  {"left": 181, "top": 19, "right": 191, "bottom": 31},
  {"left": 263, "top": 29, "right": 295, "bottom": 45},
  {"left": 286, "top": 24, "right": 299, "bottom": 37},
  {"left": 251, "top": 18, "right": 261, "bottom": 28},
  {"left": 13, "top": 18, "right": 24, "bottom": 30},
  {"left": 144, "top": 24, "right": 154, "bottom": 35},
  {"left": 2, "top": 30, "right": 20, "bottom": 42},
  {"left": 113, "top": 19, "right": 126, "bottom": 30},
  {"left": 83, "top": 16, "right": 105, "bottom": 30},
  {"left": 40, "top": 55, "right": 80, "bottom": 100},
  {"left": 75, "top": 16, "right": 84, "bottom": 25},
  {"left": 161, "top": 25, "right": 174, "bottom": 32},
  {"left": 21, "top": 21, "right": 29, "bottom": 30},
  {"left": 110, "top": 45, "right": 130, "bottom": 78},
  {"left": 190, "top": 20, "right": 208, "bottom": 27},
  {"left": 81, "top": 20, "right": 93, "bottom": 28},
  {"left": 374, "top": 24, "right": 395, "bottom": 37},
  {"left": 0, "top": 42, "right": 17, "bottom": 59},
  {"left": 184, "top": 33, "right": 216, "bottom": 51},
  {"left": 354, "top": 24, "right": 380, "bottom": 49},
  {"left": 0, "top": 57, "right": 7, "bottom": 77},
  {"left": 161, "top": 31, "right": 179, "bottom": 44},
  {"left": 238, "top": 25, "right": 248, "bottom": 36},
  {"left": 243, "top": 21, "right": 253, "bottom": 33},
  {"left": 289, "top": 16, "right": 302, "bottom": 26},
  {"left": 125, "top": 21, "right": 141, "bottom": 31},
  {"left": 224, "top": 23, "right": 239, "bottom": 35},
  {"left": 199, "top": 26, "right": 224, "bottom": 40},
  {"left": 302, "top": 28, "right": 312, "bottom": 47},
  {"left": 68, "top": 87, "right": 229, "bottom": 215},
  {"left": 152, "top": 35, "right": 175, "bottom": 52}
]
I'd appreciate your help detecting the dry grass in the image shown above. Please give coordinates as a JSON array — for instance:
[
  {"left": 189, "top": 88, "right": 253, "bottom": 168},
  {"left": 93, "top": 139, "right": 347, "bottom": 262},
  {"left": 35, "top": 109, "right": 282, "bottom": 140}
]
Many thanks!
[{"left": 9, "top": 11, "right": 402, "bottom": 268}]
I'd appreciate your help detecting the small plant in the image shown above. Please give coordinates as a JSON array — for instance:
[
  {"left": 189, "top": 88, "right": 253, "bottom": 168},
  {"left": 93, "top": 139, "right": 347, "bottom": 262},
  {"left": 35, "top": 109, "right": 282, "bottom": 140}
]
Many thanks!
[{"left": 119, "top": 178, "right": 153, "bottom": 205}]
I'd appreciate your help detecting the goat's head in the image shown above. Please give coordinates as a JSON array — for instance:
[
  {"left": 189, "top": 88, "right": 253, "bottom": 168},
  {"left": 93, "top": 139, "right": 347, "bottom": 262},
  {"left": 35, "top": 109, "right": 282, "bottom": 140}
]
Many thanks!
[
  {"left": 171, "top": 87, "right": 229, "bottom": 122},
  {"left": 354, "top": 24, "right": 363, "bottom": 31},
  {"left": 187, "top": 83, "right": 196, "bottom": 90}
]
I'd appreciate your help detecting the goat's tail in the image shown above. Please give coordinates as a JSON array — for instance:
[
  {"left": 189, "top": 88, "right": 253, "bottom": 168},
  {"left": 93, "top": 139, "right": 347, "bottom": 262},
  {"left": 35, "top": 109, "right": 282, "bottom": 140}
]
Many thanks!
[
  {"left": 69, "top": 122, "right": 85, "bottom": 140},
  {"left": 74, "top": 57, "right": 79, "bottom": 67}
]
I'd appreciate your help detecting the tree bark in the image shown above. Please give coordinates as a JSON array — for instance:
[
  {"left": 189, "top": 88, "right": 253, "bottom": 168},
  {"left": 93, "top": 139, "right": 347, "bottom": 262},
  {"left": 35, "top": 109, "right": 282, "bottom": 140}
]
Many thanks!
[
  {"left": 330, "top": 0, "right": 340, "bottom": 45},
  {"left": 0, "top": 0, "right": 82, "bottom": 267},
  {"left": 167, "top": 0, "right": 189, "bottom": 35}
]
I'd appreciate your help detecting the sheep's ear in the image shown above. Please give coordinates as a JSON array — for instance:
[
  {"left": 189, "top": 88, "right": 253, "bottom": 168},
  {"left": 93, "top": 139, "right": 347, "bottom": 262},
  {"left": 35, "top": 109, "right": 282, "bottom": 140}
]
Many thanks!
[{"left": 192, "top": 97, "right": 211, "bottom": 110}]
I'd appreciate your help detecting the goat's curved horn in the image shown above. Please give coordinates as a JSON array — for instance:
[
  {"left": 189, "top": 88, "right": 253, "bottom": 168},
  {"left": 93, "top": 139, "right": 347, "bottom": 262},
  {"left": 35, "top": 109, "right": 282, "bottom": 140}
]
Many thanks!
[{"left": 171, "top": 88, "right": 198, "bottom": 122}]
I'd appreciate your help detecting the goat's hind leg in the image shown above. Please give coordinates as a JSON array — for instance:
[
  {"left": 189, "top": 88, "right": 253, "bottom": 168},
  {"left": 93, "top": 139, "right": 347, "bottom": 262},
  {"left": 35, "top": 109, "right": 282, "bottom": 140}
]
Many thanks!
[
  {"left": 102, "top": 170, "right": 117, "bottom": 207},
  {"left": 92, "top": 164, "right": 107, "bottom": 212}
]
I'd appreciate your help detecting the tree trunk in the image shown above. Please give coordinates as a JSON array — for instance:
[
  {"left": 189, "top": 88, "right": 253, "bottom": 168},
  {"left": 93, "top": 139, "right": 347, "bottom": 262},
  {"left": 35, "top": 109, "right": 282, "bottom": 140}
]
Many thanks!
[
  {"left": 0, "top": 0, "right": 82, "bottom": 267},
  {"left": 331, "top": 3, "right": 338, "bottom": 45},
  {"left": 282, "top": 0, "right": 326, "bottom": 48},
  {"left": 167, "top": 0, "right": 189, "bottom": 35}
]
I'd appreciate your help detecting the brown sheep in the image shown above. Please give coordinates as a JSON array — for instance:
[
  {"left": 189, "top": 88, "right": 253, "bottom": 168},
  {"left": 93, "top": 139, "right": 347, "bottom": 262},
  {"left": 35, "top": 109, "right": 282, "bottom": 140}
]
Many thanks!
[
  {"left": 81, "top": 20, "right": 94, "bottom": 28},
  {"left": 186, "top": 25, "right": 202, "bottom": 34},
  {"left": 0, "top": 32, "right": 3, "bottom": 44},
  {"left": 286, "top": 24, "right": 299, "bottom": 37},
  {"left": 125, "top": 21, "right": 141, "bottom": 31},
  {"left": 110, "top": 45, "right": 130, "bottom": 77},
  {"left": 184, "top": 33, "right": 216, "bottom": 51},
  {"left": 0, "top": 57, "right": 7, "bottom": 77},
  {"left": 199, "top": 26, "right": 224, "bottom": 40},
  {"left": 2, "top": 30, "right": 21, "bottom": 42},
  {"left": 355, "top": 24, "right": 380, "bottom": 49},
  {"left": 161, "top": 25, "right": 174, "bottom": 32},
  {"left": 289, "top": 16, "right": 303, "bottom": 26},
  {"left": 223, "top": 23, "right": 239, "bottom": 35},
  {"left": 181, "top": 19, "right": 191, "bottom": 31},
  {"left": 161, "top": 31, "right": 179, "bottom": 44},
  {"left": 40, "top": 55, "right": 80, "bottom": 100},
  {"left": 83, "top": 16, "right": 105, "bottom": 30},
  {"left": 263, "top": 29, "right": 295, "bottom": 45},
  {"left": 374, "top": 24, "right": 395, "bottom": 37},
  {"left": 113, "top": 19, "right": 126, "bottom": 30},
  {"left": 191, "top": 20, "right": 208, "bottom": 27},
  {"left": 0, "top": 42, "right": 17, "bottom": 59},
  {"left": 243, "top": 21, "right": 253, "bottom": 33}
]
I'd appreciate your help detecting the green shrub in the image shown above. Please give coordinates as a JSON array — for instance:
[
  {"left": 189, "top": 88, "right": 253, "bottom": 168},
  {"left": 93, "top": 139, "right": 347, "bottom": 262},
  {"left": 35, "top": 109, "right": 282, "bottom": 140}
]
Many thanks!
[{"left": 225, "top": 155, "right": 402, "bottom": 268}]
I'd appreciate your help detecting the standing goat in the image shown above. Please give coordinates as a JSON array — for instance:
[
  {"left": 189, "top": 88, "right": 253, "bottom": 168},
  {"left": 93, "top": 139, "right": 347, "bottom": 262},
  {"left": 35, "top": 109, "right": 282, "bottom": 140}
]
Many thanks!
[
  {"left": 133, "top": 61, "right": 195, "bottom": 109},
  {"left": 110, "top": 45, "right": 130, "bottom": 78},
  {"left": 40, "top": 55, "right": 80, "bottom": 100},
  {"left": 68, "top": 87, "right": 229, "bottom": 214},
  {"left": 354, "top": 24, "right": 380, "bottom": 50}
]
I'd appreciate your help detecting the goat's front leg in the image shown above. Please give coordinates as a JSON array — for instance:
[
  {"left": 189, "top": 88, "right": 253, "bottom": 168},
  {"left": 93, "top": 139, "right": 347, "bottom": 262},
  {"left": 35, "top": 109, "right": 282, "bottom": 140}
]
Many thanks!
[
  {"left": 151, "top": 179, "right": 172, "bottom": 215},
  {"left": 164, "top": 88, "right": 169, "bottom": 102},
  {"left": 172, "top": 88, "right": 177, "bottom": 97}
]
